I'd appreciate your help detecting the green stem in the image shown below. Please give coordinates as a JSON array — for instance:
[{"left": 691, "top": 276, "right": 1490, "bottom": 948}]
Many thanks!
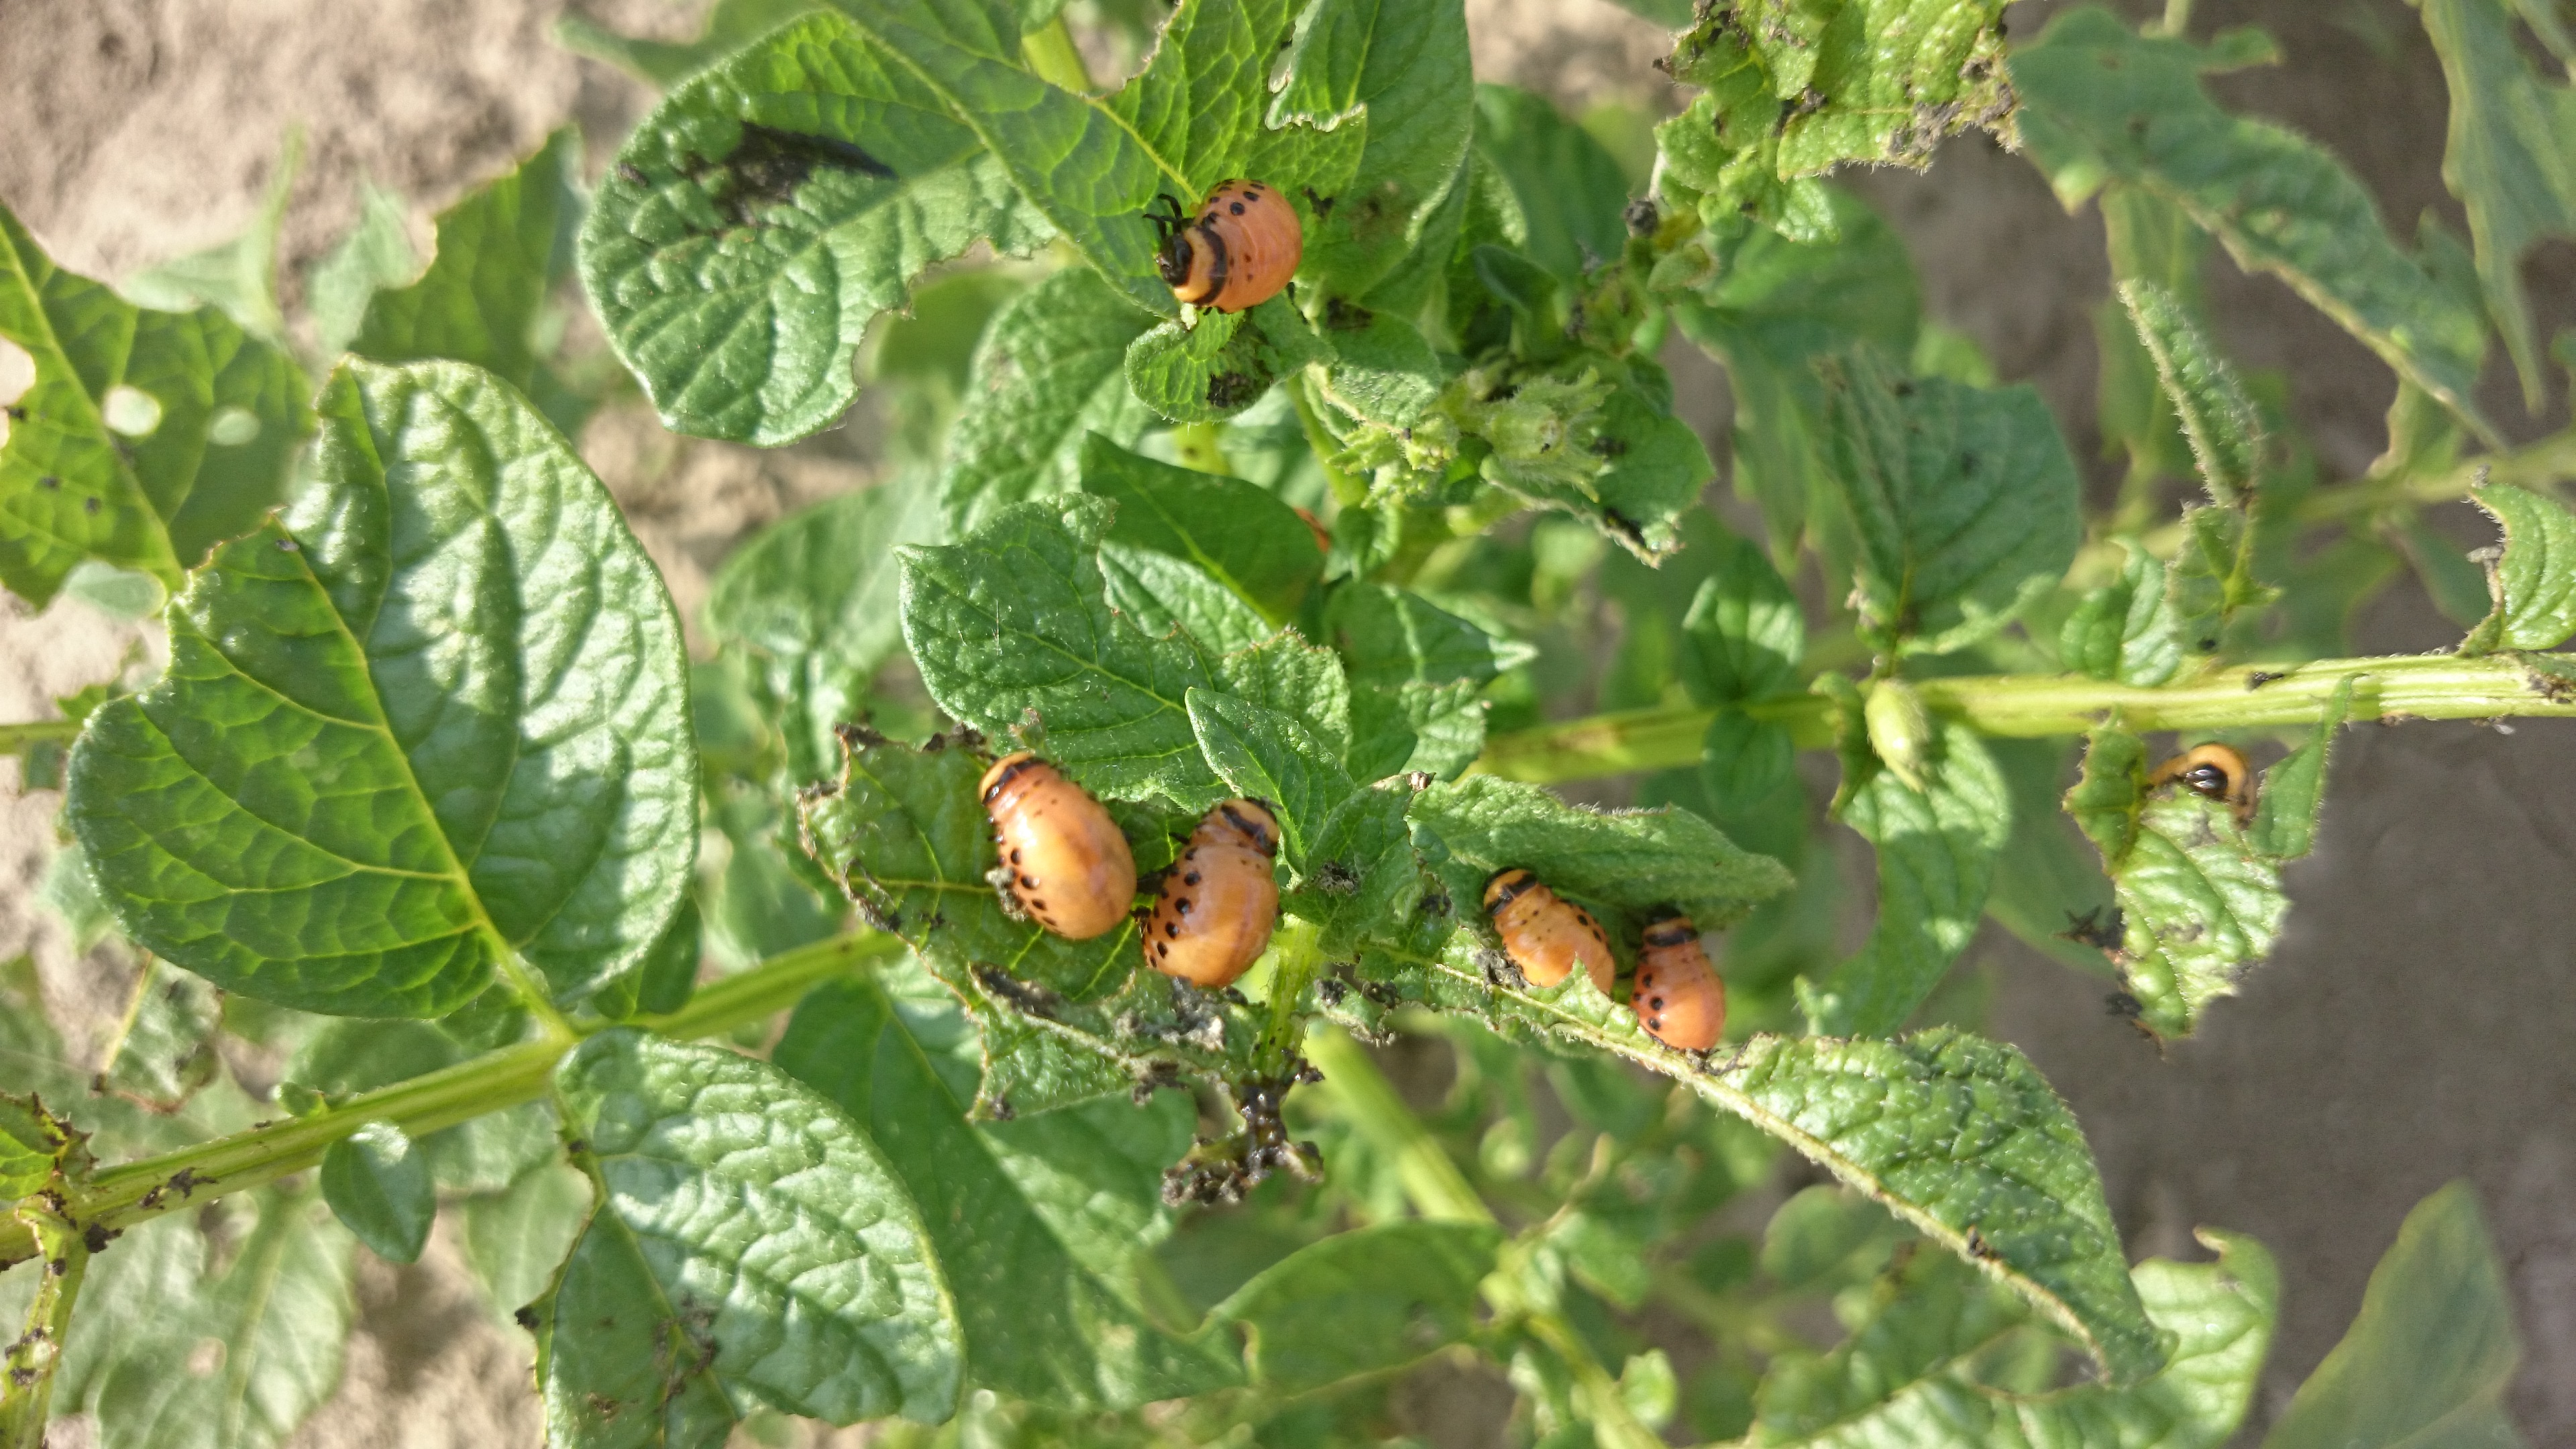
[
  {"left": 0, "top": 931, "right": 904, "bottom": 1267},
  {"left": 2157, "top": 0, "right": 2194, "bottom": 36},
  {"left": 0, "top": 721, "right": 78, "bottom": 755},
  {"left": 1020, "top": 14, "right": 1092, "bottom": 91},
  {"left": 1170, "top": 421, "right": 1234, "bottom": 476},
  {"left": 1304, "top": 1028, "right": 1662, "bottom": 1449},
  {"left": 1474, "top": 653, "right": 2576, "bottom": 782},
  {"left": 0, "top": 1204, "right": 87, "bottom": 1442}
]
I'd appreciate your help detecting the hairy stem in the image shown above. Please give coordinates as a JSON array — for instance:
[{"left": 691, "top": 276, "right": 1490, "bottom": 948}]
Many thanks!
[
  {"left": 0, "top": 931, "right": 904, "bottom": 1267},
  {"left": 1475, "top": 653, "right": 2576, "bottom": 782}
]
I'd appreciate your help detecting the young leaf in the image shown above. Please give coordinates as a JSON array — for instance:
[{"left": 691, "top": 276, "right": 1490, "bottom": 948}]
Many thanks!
[
  {"left": 84, "top": 1186, "right": 357, "bottom": 1449},
  {"left": 2261, "top": 1181, "right": 2522, "bottom": 1449},
  {"left": 704, "top": 472, "right": 940, "bottom": 784},
  {"left": 2459, "top": 482, "right": 2576, "bottom": 655},
  {"left": 1799, "top": 720, "right": 2010, "bottom": 1037},
  {"left": 347, "top": 129, "right": 583, "bottom": 402},
  {"left": 547, "top": 1030, "right": 965, "bottom": 1428},
  {"left": 1679, "top": 529, "right": 1805, "bottom": 705},
  {"left": 68, "top": 360, "right": 697, "bottom": 1015},
  {"left": 1211, "top": 1220, "right": 1501, "bottom": 1393},
  {"left": 2118, "top": 280, "right": 2263, "bottom": 506},
  {"left": 288, "top": 1019, "right": 557, "bottom": 1193},
  {"left": 1293, "top": 783, "right": 1428, "bottom": 954},
  {"left": 774, "top": 978, "right": 1242, "bottom": 1409},
  {"left": 580, "top": 9, "right": 1054, "bottom": 443},
  {"left": 1671, "top": 188, "right": 1921, "bottom": 555},
  {"left": 307, "top": 182, "right": 419, "bottom": 359},
  {"left": 0, "top": 202, "right": 313, "bottom": 605},
  {"left": 461, "top": 1161, "right": 590, "bottom": 1322},
  {"left": 1652, "top": 0, "right": 2012, "bottom": 239},
  {"left": 940, "top": 268, "right": 1158, "bottom": 537},
  {"left": 1752, "top": 1228, "right": 2276, "bottom": 1448},
  {"left": 1124, "top": 297, "right": 1333, "bottom": 425},
  {"left": 1411, "top": 773, "right": 1792, "bottom": 930},
  {"left": 1326, "top": 580, "right": 1521, "bottom": 780},
  {"left": 1079, "top": 433, "right": 1324, "bottom": 622},
  {"left": 1186, "top": 687, "right": 1354, "bottom": 867},
  {"left": 1099, "top": 542, "right": 1278, "bottom": 661},
  {"left": 1318, "top": 304, "right": 1445, "bottom": 426},
  {"left": 898, "top": 495, "right": 1223, "bottom": 802},
  {"left": 2419, "top": 0, "right": 2576, "bottom": 409},
  {"left": 1699, "top": 712, "right": 1796, "bottom": 818},
  {"left": 2248, "top": 678, "right": 2351, "bottom": 863},
  {"left": 2168, "top": 504, "right": 2273, "bottom": 655},
  {"left": 1817, "top": 349, "right": 2084, "bottom": 655},
  {"left": 1213, "top": 630, "right": 1356, "bottom": 765},
  {"left": 1470, "top": 84, "right": 1630, "bottom": 286},
  {"left": 2013, "top": 7, "right": 2495, "bottom": 441},
  {"left": 2060, "top": 544, "right": 2184, "bottom": 687},
  {"left": 319, "top": 1122, "right": 435, "bottom": 1265}
]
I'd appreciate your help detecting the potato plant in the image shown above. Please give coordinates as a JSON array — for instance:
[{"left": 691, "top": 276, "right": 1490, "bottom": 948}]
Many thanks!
[{"left": 0, "top": 0, "right": 2567, "bottom": 1444}]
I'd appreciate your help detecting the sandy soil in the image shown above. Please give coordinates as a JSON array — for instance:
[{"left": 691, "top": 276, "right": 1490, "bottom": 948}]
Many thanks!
[{"left": 2, "top": 0, "right": 2571, "bottom": 1444}]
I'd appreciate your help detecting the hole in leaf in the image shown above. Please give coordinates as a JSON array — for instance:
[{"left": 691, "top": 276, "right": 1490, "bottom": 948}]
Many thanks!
[
  {"left": 101, "top": 385, "right": 162, "bottom": 437},
  {"left": 0, "top": 338, "right": 32, "bottom": 407},
  {"left": 184, "top": 1338, "right": 225, "bottom": 1377},
  {"left": 207, "top": 406, "right": 260, "bottom": 446}
]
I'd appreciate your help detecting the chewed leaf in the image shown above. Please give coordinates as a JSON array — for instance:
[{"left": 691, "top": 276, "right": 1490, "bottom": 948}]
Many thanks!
[
  {"left": 1187, "top": 687, "right": 1354, "bottom": 867},
  {"left": 2460, "top": 482, "right": 2576, "bottom": 655},
  {"left": 68, "top": 360, "right": 696, "bottom": 1015},
  {"left": 2249, "top": 678, "right": 2351, "bottom": 863},
  {"left": 1817, "top": 349, "right": 2083, "bottom": 655},
  {"left": 1410, "top": 773, "right": 1791, "bottom": 931},
  {"left": 1080, "top": 432, "right": 1324, "bottom": 622},
  {"left": 2014, "top": 8, "right": 2494, "bottom": 441},
  {"left": 580, "top": 10, "right": 1052, "bottom": 443},
  {"left": 1125, "top": 297, "right": 1334, "bottom": 425},
  {"left": 1799, "top": 720, "right": 2009, "bottom": 1038},
  {"left": 775, "top": 979, "right": 1240, "bottom": 1409},
  {"left": 548, "top": 1030, "right": 963, "bottom": 1427},
  {"left": 1212, "top": 1220, "right": 1501, "bottom": 1393},
  {"left": 2061, "top": 544, "right": 2184, "bottom": 687},
  {"left": 899, "top": 495, "right": 1222, "bottom": 802},
  {"left": 0, "top": 201, "right": 312, "bottom": 604}
]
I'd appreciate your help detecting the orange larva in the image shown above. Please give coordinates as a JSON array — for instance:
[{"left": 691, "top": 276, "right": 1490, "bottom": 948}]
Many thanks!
[
  {"left": 1632, "top": 914, "right": 1724, "bottom": 1051},
  {"left": 1146, "top": 180, "right": 1303, "bottom": 313},
  {"left": 1144, "top": 798, "right": 1282, "bottom": 989},
  {"left": 2147, "top": 743, "right": 2256, "bottom": 826},
  {"left": 980, "top": 751, "right": 1137, "bottom": 941},
  {"left": 1482, "top": 868, "right": 1615, "bottom": 996}
]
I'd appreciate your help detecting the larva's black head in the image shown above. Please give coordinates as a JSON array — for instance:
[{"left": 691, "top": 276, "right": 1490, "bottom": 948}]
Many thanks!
[
  {"left": 2179, "top": 763, "right": 2235, "bottom": 801},
  {"left": 1640, "top": 913, "right": 1698, "bottom": 950}
]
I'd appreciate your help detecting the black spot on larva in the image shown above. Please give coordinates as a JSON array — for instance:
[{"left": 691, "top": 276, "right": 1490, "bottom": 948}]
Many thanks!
[
  {"left": 1157, "top": 943, "right": 1170, "bottom": 958},
  {"left": 1010, "top": 848, "right": 1022, "bottom": 863},
  {"left": 1020, "top": 874, "right": 1038, "bottom": 888},
  {"left": 1650, "top": 997, "right": 1665, "bottom": 1010},
  {"left": 1165, "top": 922, "right": 1181, "bottom": 937},
  {"left": 1030, "top": 898, "right": 1049, "bottom": 912},
  {"left": 1183, "top": 871, "right": 1201, "bottom": 885},
  {"left": 1649, "top": 1016, "right": 1664, "bottom": 1030},
  {"left": 1177, "top": 898, "right": 1193, "bottom": 916},
  {"left": 1230, "top": 201, "right": 1245, "bottom": 215}
]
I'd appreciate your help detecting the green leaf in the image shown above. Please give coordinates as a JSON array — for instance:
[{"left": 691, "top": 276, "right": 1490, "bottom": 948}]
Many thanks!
[
  {"left": 1124, "top": 297, "right": 1334, "bottom": 425},
  {"left": 461, "top": 1161, "right": 591, "bottom": 1322},
  {"left": 1214, "top": 629, "right": 1355, "bottom": 765},
  {"left": 556, "top": 0, "right": 826, "bottom": 88},
  {"left": 2262, "top": 1181, "right": 2524, "bottom": 1449},
  {"left": 1752, "top": 1226, "right": 2276, "bottom": 1448},
  {"left": 705, "top": 472, "right": 940, "bottom": 783},
  {"left": 67, "top": 360, "right": 696, "bottom": 1015},
  {"left": 546, "top": 1029, "right": 964, "bottom": 1428},
  {"left": 0, "top": 201, "right": 313, "bottom": 605},
  {"left": 86, "top": 1186, "right": 357, "bottom": 1449},
  {"left": 1672, "top": 188, "right": 1920, "bottom": 557},
  {"left": 1679, "top": 529, "right": 1805, "bottom": 705},
  {"left": 288, "top": 1019, "right": 557, "bottom": 1192},
  {"left": 1269, "top": 0, "right": 1478, "bottom": 302},
  {"left": 95, "top": 957, "right": 223, "bottom": 1109},
  {"left": 580, "top": 9, "right": 1054, "bottom": 443},
  {"left": 1187, "top": 687, "right": 1352, "bottom": 867},
  {"left": 307, "top": 182, "right": 419, "bottom": 360},
  {"left": 2249, "top": 679, "right": 2351, "bottom": 863},
  {"left": 1411, "top": 773, "right": 1792, "bottom": 931},
  {"left": 1318, "top": 304, "right": 1446, "bottom": 426},
  {"left": 2060, "top": 544, "right": 2185, "bottom": 686},
  {"left": 2460, "top": 482, "right": 2576, "bottom": 654},
  {"left": 1981, "top": 737, "right": 2121, "bottom": 975},
  {"left": 2070, "top": 724, "right": 2289, "bottom": 1039},
  {"left": 1099, "top": 542, "right": 1278, "bottom": 660},
  {"left": 1817, "top": 349, "right": 2083, "bottom": 655},
  {"left": 1470, "top": 85, "right": 1631, "bottom": 286},
  {"left": 1381, "top": 928, "right": 2167, "bottom": 1385},
  {"left": 1700, "top": 712, "right": 1796, "bottom": 818},
  {"left": 319, "top": 1122, "right": 435, "bottom": 1265},
  {"left": 1653, "top": 1, "right": 2012, "bottom": 238},
  {"left": 1799, "top": 719, "right": 2010, "bottom": 1037},
  {"left": 774, "top": 977, "right": 1241, "bottom": 1408},
  {"left": 529, "top": 1201, "right": 739, "bottom": 1448},
  {"left": 0, "top": 1095, "right": 72, "bottom": 1201},
  {"left": 1293, "top": 783, "right": 1427, "bottom": 954},
  {"left": 899, "top": 494, "right": 1222, "bottom": 802},
  {"left": 939, "top": 268, "right": 1159, "bottom": 537},
  {"left": 1211, "top": 1220, "right": 1501, "bottom": 1393},
  {"left": 2012, "top": 7, "right": 2495, "bottom": 441},
  {"left": 2420, "top": 0, "right": 2576, "bottom": 409},
  {"left": 2118, "top": 280, "right": 2264, "bottom": 506},
  {"left": 347, "top": 129, "right": 582, "bottom": 400},
  {"left": 2169, "top": 504, "right": 2272, "bottom": 655},
  {"left": 1079, "top": 433, "right": 1324, "bottom": 622}
]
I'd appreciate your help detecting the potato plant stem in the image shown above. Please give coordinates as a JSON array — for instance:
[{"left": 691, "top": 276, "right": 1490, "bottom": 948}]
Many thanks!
[
  {"left": 0, "top": 931, "right": 905, "bottom": 1267},
  {"left": 0, "top": 721, "right": 78, "bottom": 754},
  {"left": 1474, "top": 653, "right": 2576, "bottom": 782}
]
